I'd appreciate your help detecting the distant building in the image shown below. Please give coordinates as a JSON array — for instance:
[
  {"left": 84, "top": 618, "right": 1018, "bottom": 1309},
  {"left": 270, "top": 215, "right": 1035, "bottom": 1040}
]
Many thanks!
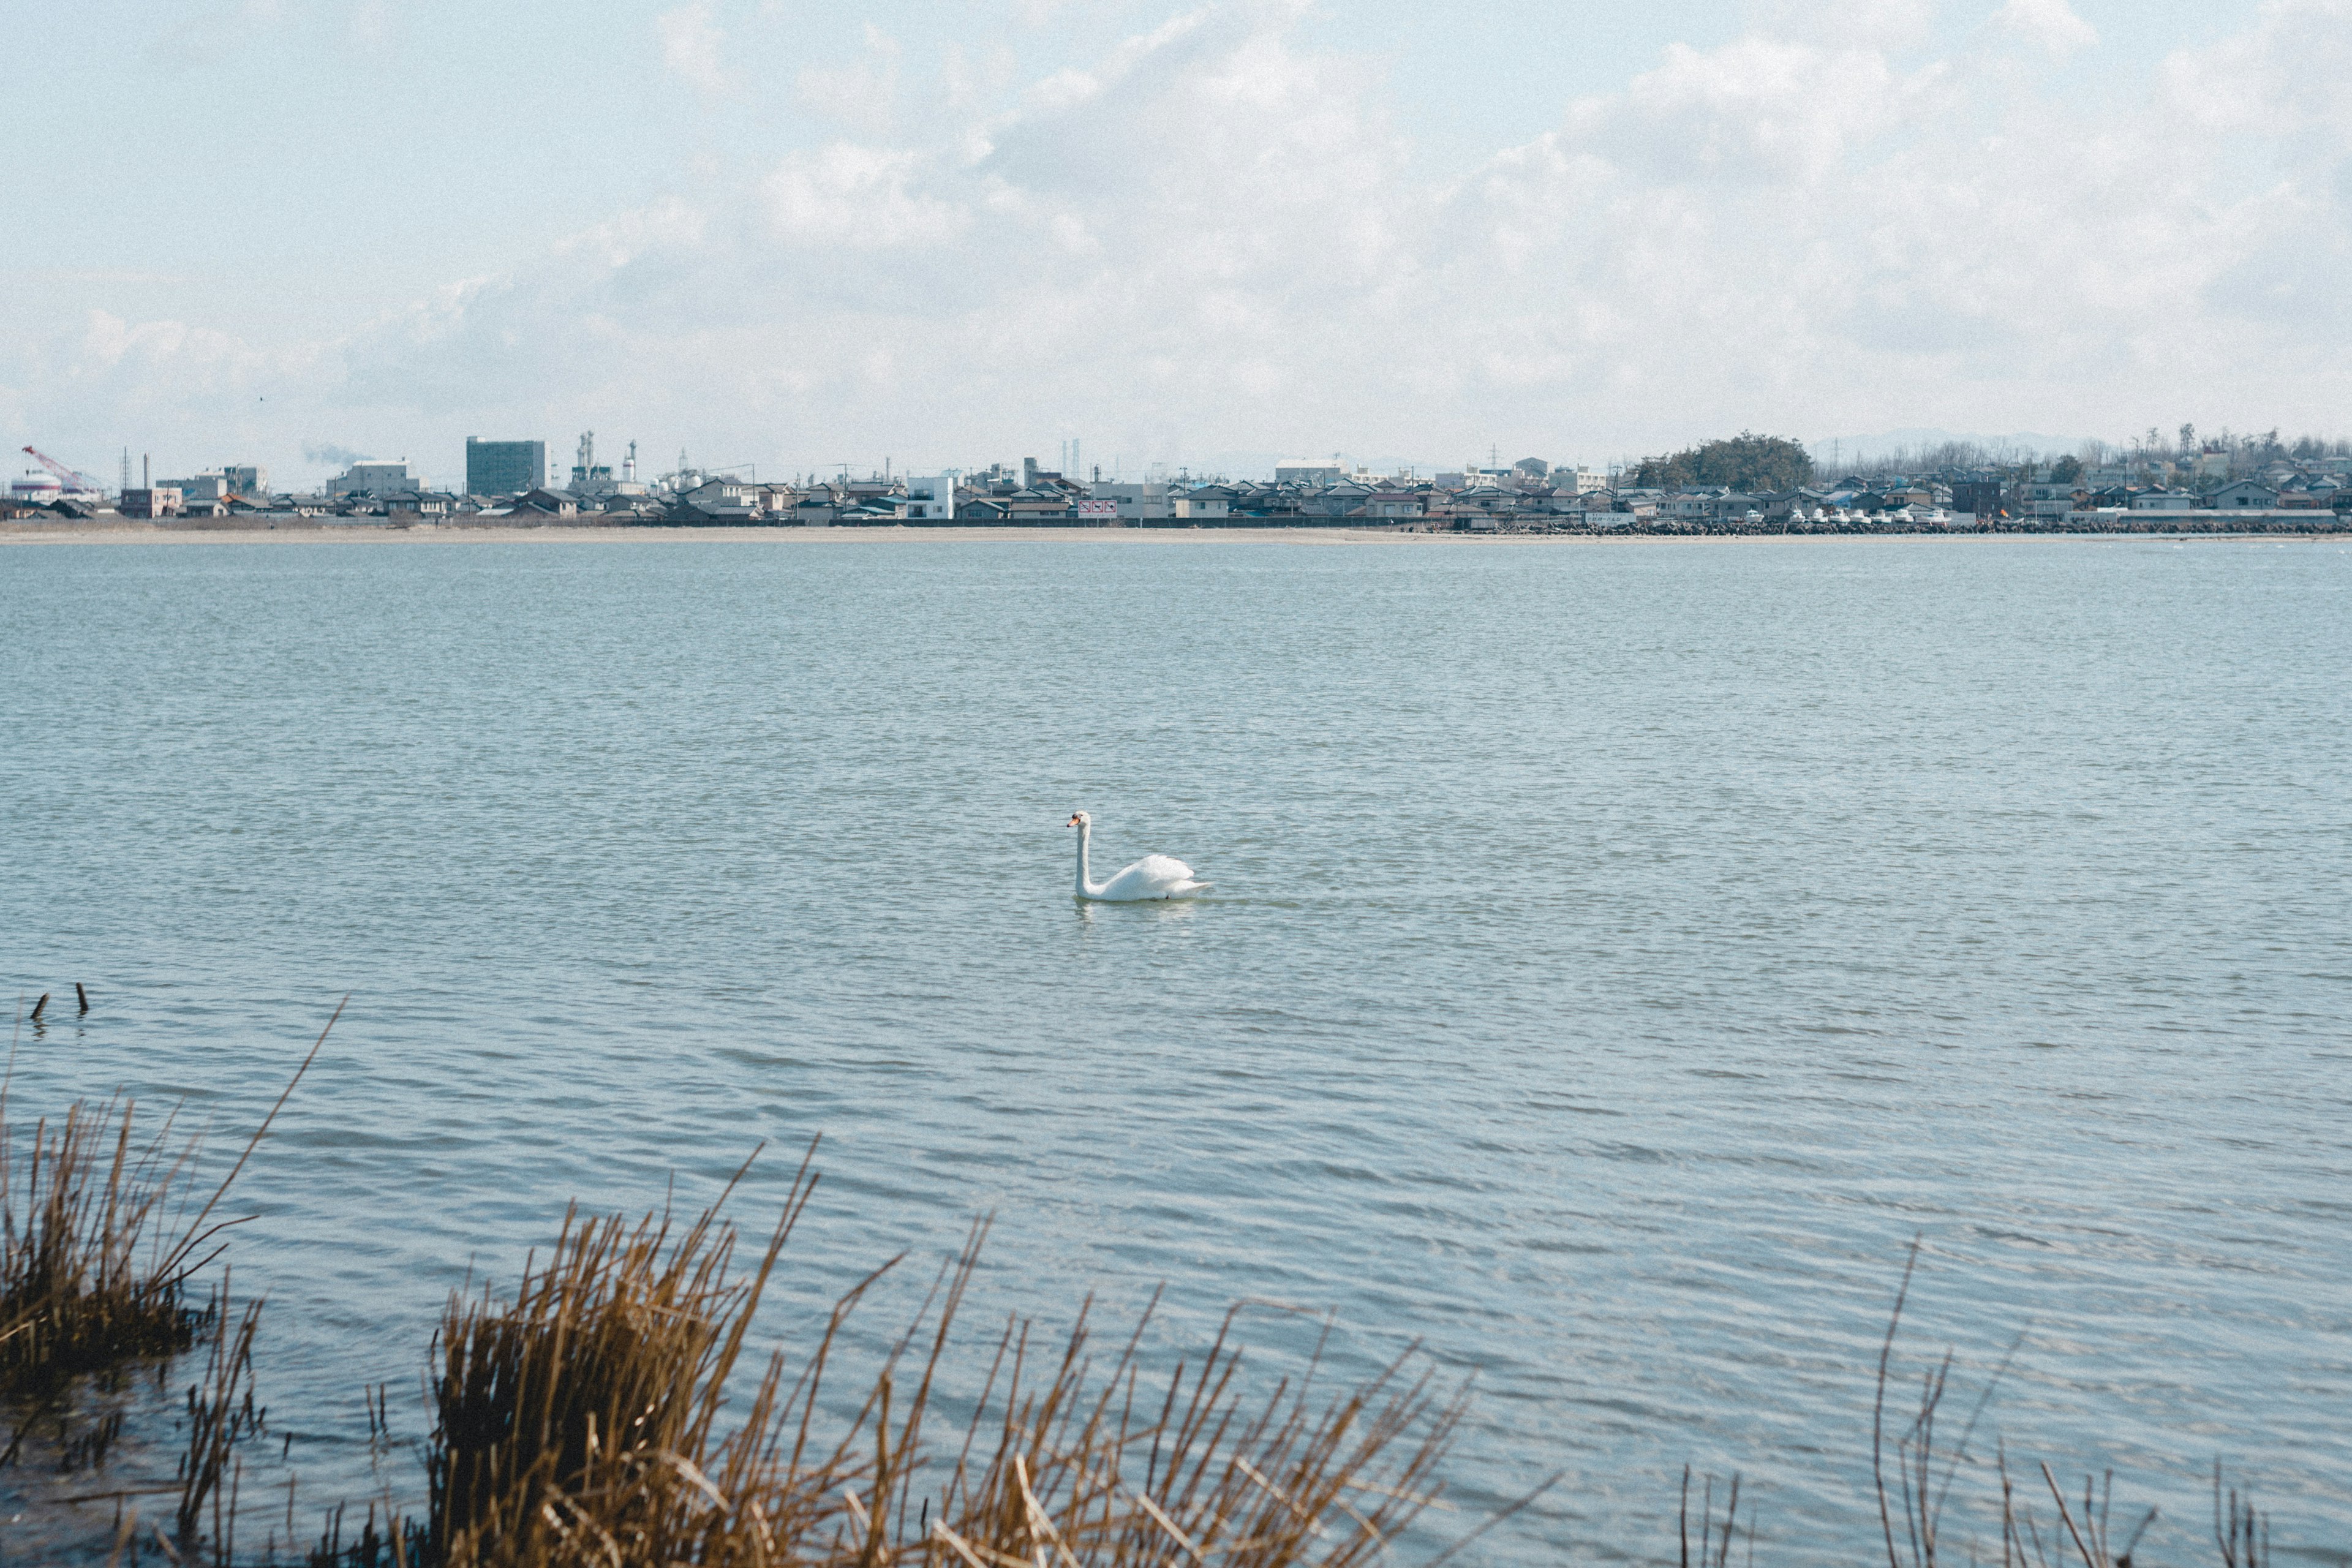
[
  {"left": 11, "top": 472, "right": 66, "bottom": 505},
  {"left": 1003, "top": 490, "right": 1074, "bottom": 523},
  {"left": 161, "top": 472, "right": 230, "bottom": 502},
  {"left": 2212, "top": 480, "right": 2278, "bottom": 509},
  {"left": 1175, "top": 485, "right": 1234, "bottom": 521},
  {"left": 1092, "top": 482, "right": 1173, "bottom": 521},
  {"left": 328, "top": 461, "right": 422, "bottom": 497},
  {"left": 907, "top": 475, "right": 957, "bottom": 522},
  {"left": 466, "top": 439, "right": 546, "bottom": 497},
  {"left": 384, "top": 491, "right": 454, "bottom": 517},
  {"left": 165, "top": 466, "right": 270, "bottom": 501},
  {"left": 675, "top": 478, "right": 761, "bottom": 520},
  {"left": 1275, "top": 462, "right": 1344, "bottom": 486},
  {"left": 510, "top": 488, "right": 579, "bottom": 519},
  {"left": 119, "top": 488, "right": 184, "bottom": 519},
  {"left": 1950, "top": 479, "right": 2005, "bottom": 516}
]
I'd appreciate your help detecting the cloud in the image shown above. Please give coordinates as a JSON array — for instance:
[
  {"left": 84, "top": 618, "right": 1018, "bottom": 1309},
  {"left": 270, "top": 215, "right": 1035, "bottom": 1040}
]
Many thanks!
[
  {"left": 657, "top": 1, "right": 733, "bottom": 98},
  {"left": 763, "top": 144, "right": 970, "bottom": 248},
  {"left": 15, "top": 0, "right": 2352, "bottom": 477},
  {"left": 1993, "top": 0, "right": 2098, "bottom": 59},
  {"left": 796, "top": 23, "right": 902, "bottom": 131}
]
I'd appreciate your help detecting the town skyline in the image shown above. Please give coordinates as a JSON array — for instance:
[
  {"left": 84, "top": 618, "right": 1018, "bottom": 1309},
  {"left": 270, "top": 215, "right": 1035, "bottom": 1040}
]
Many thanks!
[
  {"left": 24, "top": 424, "right": 2345, "bottom": 536},
  {"left": 24, "top": 418, "right": 2345, "bottom": 503}
]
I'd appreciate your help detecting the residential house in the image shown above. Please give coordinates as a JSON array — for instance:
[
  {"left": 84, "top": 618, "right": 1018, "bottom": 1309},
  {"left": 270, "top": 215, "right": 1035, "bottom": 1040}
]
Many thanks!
[
  {"left": 1093, "top": 482, "right": 1174, "bottom": 522},
  {"left": 1949, "top": 478, "right": 2006, "bottom": 516},
  {"left": 1456, "top": 483, "right": 1521, "bottom": 516},
  {"left": 1660, "top": 488, "right": 1723, "bottom": 522},
  {"left": 511, "top": 488, "right": 579, "bottom": 519},
  {"left": 1001, "top": 489, "right": 1074, "bottom": 524},
  {"left": 119, "top": 487, "right": 184, "bottom": 519},
  {"left": 2024, "top": 475, "right": 2082, "bottom": 519},
  {"left": 1175, "top": 485, "right": 1234, "bottom": 521},
  {"left": 1303, "top": 481, "right": 1378, "bottom": 519},
  {"left": 680, "top": 478, "right": 759, "bottom": 519}
]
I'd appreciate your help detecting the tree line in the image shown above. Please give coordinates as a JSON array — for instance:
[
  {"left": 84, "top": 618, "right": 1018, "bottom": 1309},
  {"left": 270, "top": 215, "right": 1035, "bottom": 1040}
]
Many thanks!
[{"left": 1630, "top": 432, "right": 1815, "bottom": 492}]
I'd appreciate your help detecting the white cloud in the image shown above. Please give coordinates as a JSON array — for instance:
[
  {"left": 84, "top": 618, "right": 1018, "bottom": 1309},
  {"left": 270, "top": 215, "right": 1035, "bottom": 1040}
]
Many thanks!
[
  {"left": 763, "top": 144, "right": 970, "bottom": 248},
  {"left": 17, "top": 0, "right": 2352, "bottom": 475},
  {"left": 1994, "top": 0, "right": 2098, "bottom": 59},
  {"left": 657, "top": 1, "right": 734, "bottom": 99},
  {"left": 796, "top": 24, "right": 902, "bottom": 131}
]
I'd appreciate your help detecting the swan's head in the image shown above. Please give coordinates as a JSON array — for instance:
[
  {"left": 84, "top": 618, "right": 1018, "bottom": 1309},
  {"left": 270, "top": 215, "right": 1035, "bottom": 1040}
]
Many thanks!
[{"left": 1066, "top": 812, "right": 1090, "bottom": 829}]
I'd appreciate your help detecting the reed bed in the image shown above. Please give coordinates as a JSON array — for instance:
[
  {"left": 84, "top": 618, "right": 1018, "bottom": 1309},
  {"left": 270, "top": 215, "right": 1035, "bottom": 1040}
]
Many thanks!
[
  {"left": 0, "top": 1002, "right": 336, "bottom": 1400},
  {"left": 419, "top": 1147, "right": 1468, "bottom": 1568},
  {"left": 0, "top": 1096, "right": 214, "bottom": 1395}
]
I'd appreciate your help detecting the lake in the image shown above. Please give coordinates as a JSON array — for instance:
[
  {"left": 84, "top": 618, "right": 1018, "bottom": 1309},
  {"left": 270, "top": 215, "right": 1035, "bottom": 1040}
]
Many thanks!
[{"left": 2, "top": 532, "right": 2347, "bottom": 1562}]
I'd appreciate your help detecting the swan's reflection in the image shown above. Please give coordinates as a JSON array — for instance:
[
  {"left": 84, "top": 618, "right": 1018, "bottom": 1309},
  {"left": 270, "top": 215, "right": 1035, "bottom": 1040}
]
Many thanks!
[{"left": 1074, "top": 898, "right": 1200, "bottom": 927}]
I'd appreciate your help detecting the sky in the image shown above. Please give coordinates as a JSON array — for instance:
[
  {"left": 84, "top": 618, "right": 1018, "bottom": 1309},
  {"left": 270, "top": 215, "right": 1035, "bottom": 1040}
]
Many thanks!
[{"left": 2, "top": 0, "right": 2347, "bottom": 488}]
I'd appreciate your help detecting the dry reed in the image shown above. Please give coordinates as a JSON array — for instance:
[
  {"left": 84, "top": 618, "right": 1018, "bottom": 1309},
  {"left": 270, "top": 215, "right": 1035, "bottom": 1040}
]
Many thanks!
[
  {"left": 0, "top": 1000, "right": 338, "bottom": 1398},
  {"left": 419, "top": 1143, "right": 1468, "bottom": 1568},
  {"left": 0, "top": 1096, "right": 214, "bottom": 1393},
  {"left": 1871, "top": 1242, "right": 2269, "bottom": 1568},
  {"left": 176, "top": 1288, "right": 267, "bottom": 1559}
]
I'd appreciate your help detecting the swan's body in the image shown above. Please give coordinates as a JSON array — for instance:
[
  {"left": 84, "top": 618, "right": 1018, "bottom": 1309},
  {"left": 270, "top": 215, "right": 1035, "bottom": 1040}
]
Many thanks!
[{"left": 1068, "top": 812, "right": 1212, "bottom": 901}]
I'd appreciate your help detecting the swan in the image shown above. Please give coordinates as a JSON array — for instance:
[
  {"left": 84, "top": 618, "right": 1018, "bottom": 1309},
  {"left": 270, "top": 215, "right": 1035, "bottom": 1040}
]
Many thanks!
[{"left": 1067, "top": 812, "right": 1212, "bottom": 901}]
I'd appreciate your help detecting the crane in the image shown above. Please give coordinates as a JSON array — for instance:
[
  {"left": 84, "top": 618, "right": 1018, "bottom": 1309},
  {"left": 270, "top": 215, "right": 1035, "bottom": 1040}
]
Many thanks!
[{"left": 23, "top": 445, "right": 106, "bottom": 494}]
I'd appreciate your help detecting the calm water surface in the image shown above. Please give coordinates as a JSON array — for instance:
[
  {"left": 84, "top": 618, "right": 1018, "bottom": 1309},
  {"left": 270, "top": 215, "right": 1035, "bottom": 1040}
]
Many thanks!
[{"left": 2, "top": 534, "right": 2348, "bottom": 1562}]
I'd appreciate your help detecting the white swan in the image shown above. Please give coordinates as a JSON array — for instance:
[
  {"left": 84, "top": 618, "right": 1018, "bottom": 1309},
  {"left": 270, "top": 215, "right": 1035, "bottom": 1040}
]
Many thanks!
[{"left": 1068, "top": 812, "right": 1212, "bottom": 901}]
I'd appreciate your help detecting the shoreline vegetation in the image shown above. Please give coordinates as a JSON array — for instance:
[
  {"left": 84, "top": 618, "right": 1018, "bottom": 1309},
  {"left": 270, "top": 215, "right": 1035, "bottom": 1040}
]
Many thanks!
[
  {"left": 1, "top": 1009, "right": 2300, "bottom": 1567},
  {"left": 2, "top": 518, "right": 2347, "bottom": 548}
]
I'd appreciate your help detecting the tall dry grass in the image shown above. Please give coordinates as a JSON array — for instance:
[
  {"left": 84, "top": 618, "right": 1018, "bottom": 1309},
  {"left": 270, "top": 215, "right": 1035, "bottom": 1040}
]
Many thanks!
[
  {"left": 0, "top": 1000, "right": 337, "bottom": 1397},
  {"left": 1868, "top": 1242, "right": 2272, "bottom": 1568},
  {"left": 0, "top": 1095, "right": 213, "bottom": 1395},
  {"left": 420, "top": 1144, "right": 1476, "bottom": 1568}
]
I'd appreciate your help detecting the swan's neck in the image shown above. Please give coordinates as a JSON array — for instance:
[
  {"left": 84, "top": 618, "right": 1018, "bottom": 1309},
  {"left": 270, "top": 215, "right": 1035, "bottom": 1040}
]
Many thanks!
[{"left": 1075, "top": 824, "right": 1095, "bottom": 895}]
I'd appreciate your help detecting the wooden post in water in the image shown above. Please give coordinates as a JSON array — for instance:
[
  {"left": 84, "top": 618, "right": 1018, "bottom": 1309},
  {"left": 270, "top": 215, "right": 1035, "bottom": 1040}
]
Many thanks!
[
  {"left": 77, "top": 982, "right": 91, "bottom": 1013},
  {"left": 29, "top": 993, "right": 48, "bottom": 1023}
]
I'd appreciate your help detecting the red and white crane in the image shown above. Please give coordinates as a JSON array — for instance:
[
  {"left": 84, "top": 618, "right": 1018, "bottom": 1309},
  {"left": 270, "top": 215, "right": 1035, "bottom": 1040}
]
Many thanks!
[{"left": 21, "top": 445, "right": 107, "bottom": 496}]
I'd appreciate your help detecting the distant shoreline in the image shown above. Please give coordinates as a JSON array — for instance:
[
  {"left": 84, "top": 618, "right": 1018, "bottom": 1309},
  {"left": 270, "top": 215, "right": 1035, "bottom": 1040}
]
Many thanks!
[{"left": 4, "top": 519, "right": 2345, "bottom": 547}]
